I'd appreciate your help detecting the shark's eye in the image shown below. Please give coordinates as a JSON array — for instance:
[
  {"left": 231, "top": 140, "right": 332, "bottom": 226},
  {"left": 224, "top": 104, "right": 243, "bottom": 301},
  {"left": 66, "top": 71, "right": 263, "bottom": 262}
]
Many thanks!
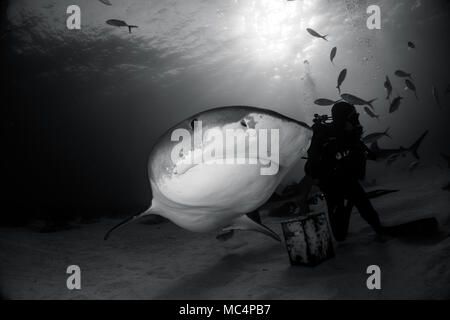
[
  {"left": 240, "top": 119, "right": 247, "bottom": 127},
  {"left": 190, "top": 118, "right": 197, "bottom": 130}
]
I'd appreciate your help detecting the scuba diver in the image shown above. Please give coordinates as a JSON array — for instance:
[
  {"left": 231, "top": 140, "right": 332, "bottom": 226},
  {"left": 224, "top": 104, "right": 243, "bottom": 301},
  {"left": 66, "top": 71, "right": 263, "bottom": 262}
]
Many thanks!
[{"left": 305, "top": 102, "right": 389, "bottom": 241}]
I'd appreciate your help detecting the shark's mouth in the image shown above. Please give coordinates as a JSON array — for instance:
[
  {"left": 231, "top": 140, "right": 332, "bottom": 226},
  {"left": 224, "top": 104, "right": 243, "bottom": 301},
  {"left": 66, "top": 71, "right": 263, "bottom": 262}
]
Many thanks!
[{"left": 172, "top": 155, "right": 281, "bottom": 176}]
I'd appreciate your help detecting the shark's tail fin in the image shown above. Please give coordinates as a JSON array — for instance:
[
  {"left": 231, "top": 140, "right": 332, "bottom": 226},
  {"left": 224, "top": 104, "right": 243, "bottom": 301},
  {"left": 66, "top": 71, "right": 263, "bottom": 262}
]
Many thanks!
[
  {"left": 323, "top": 34, "right": 328, "bottom": 41},
  {"left": 408, "top": 130, "right": 429, "bottom": 160},
  {"left": 104, "top": 206, "right": 153, "bottom": 240},
  {"left": 128, "top": 25, "right": 138, "bottom": 33}
]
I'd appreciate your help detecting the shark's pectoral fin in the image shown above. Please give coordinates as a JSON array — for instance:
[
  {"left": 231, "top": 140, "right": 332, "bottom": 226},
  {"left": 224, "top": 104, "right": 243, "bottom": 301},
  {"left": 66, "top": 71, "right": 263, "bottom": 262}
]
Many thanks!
[
  {"left": 224, "top": 215, "right": 281, "bottom": 242},
  {"left": 104, "top": 206, "right": 153, "bottom": 240}
]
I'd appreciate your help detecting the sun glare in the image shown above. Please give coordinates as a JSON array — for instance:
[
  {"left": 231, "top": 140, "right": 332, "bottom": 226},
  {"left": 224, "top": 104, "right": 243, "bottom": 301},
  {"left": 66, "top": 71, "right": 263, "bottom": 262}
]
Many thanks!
[{"left": 240, "top": 0, "right": 299, "bottom": 62}]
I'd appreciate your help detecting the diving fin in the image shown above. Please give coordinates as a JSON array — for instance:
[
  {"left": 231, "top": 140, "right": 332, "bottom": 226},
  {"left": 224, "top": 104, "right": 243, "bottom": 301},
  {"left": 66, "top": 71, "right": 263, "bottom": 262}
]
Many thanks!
[{"left": 383, "top": 217, "right": 438, "bottom": 237}]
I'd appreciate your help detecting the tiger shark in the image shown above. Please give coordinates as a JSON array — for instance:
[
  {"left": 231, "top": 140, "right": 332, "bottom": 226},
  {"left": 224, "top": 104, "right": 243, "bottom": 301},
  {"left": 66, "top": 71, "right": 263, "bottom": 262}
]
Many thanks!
[{"left": 105, "top": 106, "right": 312, "bottom": 241}]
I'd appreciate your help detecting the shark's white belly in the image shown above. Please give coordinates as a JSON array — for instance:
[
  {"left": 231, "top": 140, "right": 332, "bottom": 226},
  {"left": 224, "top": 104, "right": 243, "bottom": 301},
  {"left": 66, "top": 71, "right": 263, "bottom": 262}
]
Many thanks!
[
  {"left": 153, "top": 159, "right": 284, "bottom": 232},
  {"left": 159, "top": 160, "right": 281, "bottom": 212}
]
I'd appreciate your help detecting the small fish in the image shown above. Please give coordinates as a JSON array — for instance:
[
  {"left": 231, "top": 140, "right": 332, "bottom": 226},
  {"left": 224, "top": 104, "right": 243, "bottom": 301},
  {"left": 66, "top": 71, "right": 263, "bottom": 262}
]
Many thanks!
[
  {"left": 408, "top": 160, "right": 420, "bottom": 173},
  {"left": 363, "top": 106, "right": 380, "bottom": 121},
  {"left": 432, "top": 85, "right": 440, "bottom": 107},
  {"left": 362, "top": 127, "right": 391, "bottom": 144},
  {"left": 330, "top": 47, "right": 337, "bottom": 65},
  {"left": 106, "top": 19, "right": 138, "bottom": 33},
  {"left": 306, "top": 28, "right": 328, "bottom": 41},
  {"left": 389, "top": 96, "right": 403, "bottom": 113},
  {"left": 384, "top": 76, "right": 392, "bottom": 100},
  {"left": 336, "top": 68, "right": 347, "bottom": 94},
  {"left": 407, "top": 41, "right": 415, "bottom": 49},
  {"left": 99, "top": 0, "right": 112, "bottom": 5},
  {"left": 445, "top": 85, "right": 450, "bottom": 95},
  {"left": 341, "top": 93, "right": 377, "bottom": 109},
  {"left": 405, "top": 79, "right": 419, "bottom": 100},
  {"left": 395, "top": 70, "right": 413, "bottom": 80},
  {"left": 314, "top": 98, "right": 338, "bottom": 106}
]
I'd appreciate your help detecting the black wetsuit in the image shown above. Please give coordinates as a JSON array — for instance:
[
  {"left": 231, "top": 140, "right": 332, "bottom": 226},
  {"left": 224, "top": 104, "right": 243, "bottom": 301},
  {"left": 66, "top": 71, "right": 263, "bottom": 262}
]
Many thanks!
[{"left": 305, "top": 122, "right": 382, "bottom": 241}]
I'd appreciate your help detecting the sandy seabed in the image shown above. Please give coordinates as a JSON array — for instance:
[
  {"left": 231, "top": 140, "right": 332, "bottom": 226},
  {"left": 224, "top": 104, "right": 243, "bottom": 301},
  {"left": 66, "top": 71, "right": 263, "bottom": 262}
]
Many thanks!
[{"left": 1, "top": 167, "right": 449, "bottom": 299}]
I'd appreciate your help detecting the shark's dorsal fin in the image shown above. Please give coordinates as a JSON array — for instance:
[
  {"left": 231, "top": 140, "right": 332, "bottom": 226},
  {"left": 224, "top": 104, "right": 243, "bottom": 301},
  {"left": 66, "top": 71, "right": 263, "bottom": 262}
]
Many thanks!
[
  {"left": 223, "top": 215, "right": 281, "bottom": 242},
  {"left": 408, "top": 130, "right": 429, "bottom": 159}
]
